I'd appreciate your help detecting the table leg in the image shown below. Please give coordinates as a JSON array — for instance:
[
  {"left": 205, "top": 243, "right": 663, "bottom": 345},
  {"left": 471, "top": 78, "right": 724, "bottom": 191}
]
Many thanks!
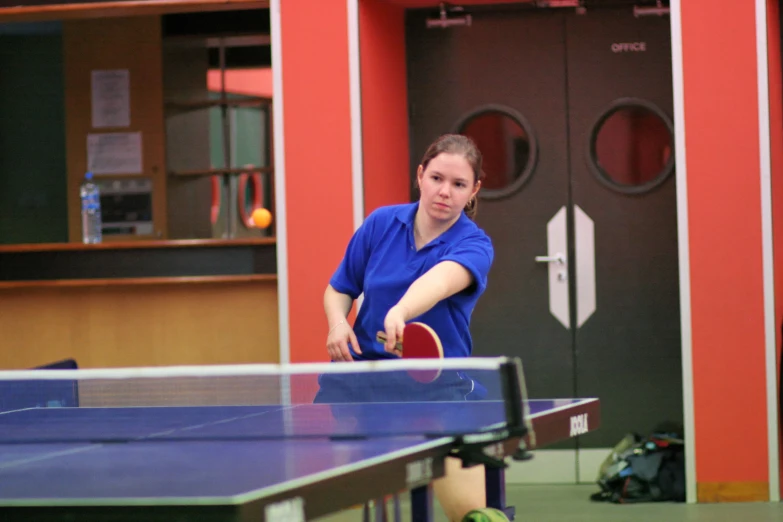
[
  {"left": 362, "top": 494, "right": 400, "bottom": 522},
  {"left": 373, "top": 497, "right": 388, "bottom": 522},
  {"left": 411, "top": 484, "right": 434, "bottom": 522},
  {"left": 485, "top": 467, "right": 515, "bottom": 521}
]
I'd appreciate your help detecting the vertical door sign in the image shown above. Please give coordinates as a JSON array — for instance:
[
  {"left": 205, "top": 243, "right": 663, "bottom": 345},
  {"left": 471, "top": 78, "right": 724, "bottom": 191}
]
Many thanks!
[
  {"left": 574, "top": 205, "right": 596, "bottom": 327},
  {"left": 537, "top": 206, "right": 570, "bottom": 328},
  {"left": 537, "top": 206, "right": 596, "bottom": 329}
]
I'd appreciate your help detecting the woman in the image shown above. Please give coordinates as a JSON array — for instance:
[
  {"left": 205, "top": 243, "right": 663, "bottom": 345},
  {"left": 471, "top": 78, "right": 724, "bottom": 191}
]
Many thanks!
[{"left": 318, "top": 134, "right": 495, "bottom": 522}]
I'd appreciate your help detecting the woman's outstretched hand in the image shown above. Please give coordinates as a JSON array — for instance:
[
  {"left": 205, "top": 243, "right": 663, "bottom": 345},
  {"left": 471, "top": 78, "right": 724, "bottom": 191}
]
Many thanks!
[{"left": 382, "top": 305, "right": 408, "bottom": 357}]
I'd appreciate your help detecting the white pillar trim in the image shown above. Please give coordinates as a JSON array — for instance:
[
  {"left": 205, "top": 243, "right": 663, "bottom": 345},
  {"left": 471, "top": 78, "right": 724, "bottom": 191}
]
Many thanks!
[
  {"left": 755, "top": 0, "right": 781, "bottom": 502},
  {"left": 669, "top": 0, "right": 697, "bottom": 504},
  {"left": 270, "top": 0, "right": 290, "bottom": 366},
  {"left": 347, "top": 0, "right": 365, "bottom": 230}
]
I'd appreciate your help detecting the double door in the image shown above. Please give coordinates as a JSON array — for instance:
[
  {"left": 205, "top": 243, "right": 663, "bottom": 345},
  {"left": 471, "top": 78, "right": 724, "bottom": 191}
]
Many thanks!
[{"left": 406, "top": 6, "right": 682, "bottom": 448}]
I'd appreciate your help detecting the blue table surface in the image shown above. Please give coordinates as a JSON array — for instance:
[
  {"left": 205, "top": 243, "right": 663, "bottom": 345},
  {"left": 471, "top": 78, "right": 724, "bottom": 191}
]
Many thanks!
[
  {"left": 0, "top": 437, "right": 448, "bottom": 502},
  {"left": 0, "top": 399, "right": 591, "bottom": 503}
]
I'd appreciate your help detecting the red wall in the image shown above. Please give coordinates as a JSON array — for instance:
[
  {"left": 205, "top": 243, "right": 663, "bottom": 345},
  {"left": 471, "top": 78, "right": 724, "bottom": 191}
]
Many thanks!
[
  {"left": 682, "top": 0, "right": 769, "bottom": 489},
  {"left": 280, "top": 1, "right": 354, "bottom": 363},
  {"left": 360, "top": 0, "right": 410, "bottom": 214},
  {"left": 206, "top": 68, "right": 273, "bottom": 97}
]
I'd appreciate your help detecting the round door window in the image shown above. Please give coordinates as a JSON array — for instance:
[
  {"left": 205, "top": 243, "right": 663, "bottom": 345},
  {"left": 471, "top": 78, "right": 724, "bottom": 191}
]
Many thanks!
[
  {"left": 454, "top": 105, "right": 537, "bottom": 199},
  {"left": 588, "top": 99, "right": 674, "bottom": 194}
]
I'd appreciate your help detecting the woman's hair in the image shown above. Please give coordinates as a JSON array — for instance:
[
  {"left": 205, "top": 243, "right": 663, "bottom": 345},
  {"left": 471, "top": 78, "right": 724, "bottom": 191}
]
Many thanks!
[{"left": 419, "top": 134, "right": 484, "bottom": 219}]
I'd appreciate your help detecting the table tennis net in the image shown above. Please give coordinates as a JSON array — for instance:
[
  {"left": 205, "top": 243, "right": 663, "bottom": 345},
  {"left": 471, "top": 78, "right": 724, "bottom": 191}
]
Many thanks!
[{"left": 0, "top": 358, "right": 528, "bottom": 444}]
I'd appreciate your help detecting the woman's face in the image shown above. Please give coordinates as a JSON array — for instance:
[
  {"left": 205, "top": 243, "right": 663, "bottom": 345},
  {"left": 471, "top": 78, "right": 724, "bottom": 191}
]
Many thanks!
[{"left": 417, "top": 152, "right": 479, "bottom": 223}]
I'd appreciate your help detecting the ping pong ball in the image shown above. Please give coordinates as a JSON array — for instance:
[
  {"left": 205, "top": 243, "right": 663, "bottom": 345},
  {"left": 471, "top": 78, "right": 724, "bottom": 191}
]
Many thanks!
[{"left": 251, "top": 208, "right": 272, "bottom": 228}]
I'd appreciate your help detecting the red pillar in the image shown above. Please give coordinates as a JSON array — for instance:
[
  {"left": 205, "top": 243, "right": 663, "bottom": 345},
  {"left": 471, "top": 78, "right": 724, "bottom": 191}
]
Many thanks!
[{"left": 679, "top": 0, "right": 775, "bottom": 502}]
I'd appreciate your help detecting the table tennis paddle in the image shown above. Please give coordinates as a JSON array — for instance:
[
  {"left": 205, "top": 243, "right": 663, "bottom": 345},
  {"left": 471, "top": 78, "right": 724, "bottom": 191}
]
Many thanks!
[{"left": 376, "top": 322, "right": 444, "bottom": 383}]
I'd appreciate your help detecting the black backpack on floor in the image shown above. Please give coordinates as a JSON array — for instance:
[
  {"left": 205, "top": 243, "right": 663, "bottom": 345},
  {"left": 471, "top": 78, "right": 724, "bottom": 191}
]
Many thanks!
[{"left": 590, "top": 424, "right": 686, "bottom": 504}]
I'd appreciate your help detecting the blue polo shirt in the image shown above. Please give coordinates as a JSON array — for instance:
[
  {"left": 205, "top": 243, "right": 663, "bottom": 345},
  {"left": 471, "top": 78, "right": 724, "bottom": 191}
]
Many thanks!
[{"left": 329, "top": 202, "right": 494, "bottom": 360}]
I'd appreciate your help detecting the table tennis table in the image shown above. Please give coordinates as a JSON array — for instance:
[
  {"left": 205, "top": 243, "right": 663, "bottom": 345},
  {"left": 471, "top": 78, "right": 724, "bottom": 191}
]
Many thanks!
[{"left": 0, "top": 359, "right": 600, "bottom": 522}]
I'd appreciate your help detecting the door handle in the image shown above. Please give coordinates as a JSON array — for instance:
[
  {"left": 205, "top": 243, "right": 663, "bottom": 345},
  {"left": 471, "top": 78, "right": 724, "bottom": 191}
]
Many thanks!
[{"left": 535, "top": 253, "right": 566, "bottom": 265}]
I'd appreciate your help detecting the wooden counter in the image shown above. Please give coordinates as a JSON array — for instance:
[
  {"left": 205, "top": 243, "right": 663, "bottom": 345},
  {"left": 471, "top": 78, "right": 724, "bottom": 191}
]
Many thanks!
[
  {"left": 0, "top": 238, "right": 280, "bottom": 370},
  {"left": 0, "top": 238, "right": 276, "bottom": 284}
]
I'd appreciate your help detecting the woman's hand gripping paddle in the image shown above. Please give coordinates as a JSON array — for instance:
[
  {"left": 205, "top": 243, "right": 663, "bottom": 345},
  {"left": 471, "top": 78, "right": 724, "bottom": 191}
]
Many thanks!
[{"left": 376, "top": 322, "right": 444, "bottom": 383}]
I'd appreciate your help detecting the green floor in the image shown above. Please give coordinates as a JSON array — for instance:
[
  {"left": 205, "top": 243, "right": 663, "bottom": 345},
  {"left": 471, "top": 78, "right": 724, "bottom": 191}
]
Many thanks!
[{"left": 317, "top": 485, "right": 783, "bottom": 522}]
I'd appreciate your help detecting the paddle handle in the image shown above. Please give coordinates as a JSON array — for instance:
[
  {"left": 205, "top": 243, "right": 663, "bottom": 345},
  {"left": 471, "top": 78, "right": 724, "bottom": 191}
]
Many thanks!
[{"left": 375, "top": 331, "right": 403, "bottom": 351}]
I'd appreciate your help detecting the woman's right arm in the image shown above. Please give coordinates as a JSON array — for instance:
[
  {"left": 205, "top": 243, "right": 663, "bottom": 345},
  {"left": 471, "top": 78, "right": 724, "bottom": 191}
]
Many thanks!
[{"left": 324, "top": 284, "right": 361, "bottom": 361}]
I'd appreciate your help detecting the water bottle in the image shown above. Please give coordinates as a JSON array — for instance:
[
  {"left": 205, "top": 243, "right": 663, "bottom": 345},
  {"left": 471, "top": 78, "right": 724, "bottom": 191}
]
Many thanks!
[{"left": 80, "top": 172, "right": 102, "bottom": 244}]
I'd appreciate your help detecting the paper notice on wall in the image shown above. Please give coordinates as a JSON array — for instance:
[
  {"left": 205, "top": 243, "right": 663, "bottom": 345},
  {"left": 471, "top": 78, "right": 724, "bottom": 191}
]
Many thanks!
[
  {"left": 87, "top": 132, "right": 143, "bottom": 175},
  {"left": 91, "top": 69, "right": 130, "bottom": 128}
]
